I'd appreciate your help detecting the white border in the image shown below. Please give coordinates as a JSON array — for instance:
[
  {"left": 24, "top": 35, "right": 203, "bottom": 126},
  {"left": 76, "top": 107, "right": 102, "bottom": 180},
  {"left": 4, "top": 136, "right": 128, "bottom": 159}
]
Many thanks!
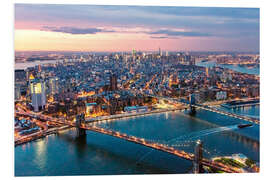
[
  {"left": 1, "top": 0, "right": 270, "bottom": 180},
  {"left": 13, "top": 0, "right": 262, "bottom": 8}
]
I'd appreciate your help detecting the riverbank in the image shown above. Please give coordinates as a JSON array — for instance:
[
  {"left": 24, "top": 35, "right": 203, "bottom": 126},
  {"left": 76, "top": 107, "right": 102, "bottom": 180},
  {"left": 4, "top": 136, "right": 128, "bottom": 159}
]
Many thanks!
[
  {"left": 221, "top": 103, "right": 259, "bottom": 109},
  {"left": 221, "top": 99, "right": 259, "bottom": 109},
  {"left": 196, "top": 60, "right": 259, "bottom": 75},
  {"left": 15, "top": 106, "right": 259, "bottom": 176},
  {"left": 209, "top": 155, "right": 259, "bottom": 173},
  {"left": 15, "top": 107, "right": 187, "bottom": 146},
  {"left": 202, "top": 97, "right": 259, "bottom": 107},
  {"left": 85, "top": 106, "right": 187, "bottom": 123},
  {"left": 15, "top": 125, "right": 70, "bottom": 146}
]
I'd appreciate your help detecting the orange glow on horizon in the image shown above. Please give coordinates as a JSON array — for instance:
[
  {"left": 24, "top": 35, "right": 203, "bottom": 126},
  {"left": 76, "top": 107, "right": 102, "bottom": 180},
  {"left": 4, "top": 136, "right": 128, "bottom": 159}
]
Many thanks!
[{"left": 15, "top": 29, "right": 220, "bottom": 52}]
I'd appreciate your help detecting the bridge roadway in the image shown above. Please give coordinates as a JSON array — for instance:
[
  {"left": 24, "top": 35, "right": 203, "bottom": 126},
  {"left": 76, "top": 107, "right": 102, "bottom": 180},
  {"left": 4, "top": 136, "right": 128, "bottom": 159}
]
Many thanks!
[
  {"left": 192, "top": 104, "right": 259, "bottom": 124},
  {"left": 143, "top": 93, "right": 259, "bottom": 125},
  {"left": 16, "top": 111, "right": 242, "bottom": 173},
  {"left": 80, "top": 124, "right": 242, "bottom": 173}
]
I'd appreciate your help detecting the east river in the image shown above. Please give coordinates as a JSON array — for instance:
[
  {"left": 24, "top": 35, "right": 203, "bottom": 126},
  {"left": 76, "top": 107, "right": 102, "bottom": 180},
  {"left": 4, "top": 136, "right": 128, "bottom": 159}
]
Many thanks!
[
  {"left": 15, "top": 105, "right": 259, "bottom": 176},
  {"left": 196, "top": 60, "right": 259, "bottom": 75}
]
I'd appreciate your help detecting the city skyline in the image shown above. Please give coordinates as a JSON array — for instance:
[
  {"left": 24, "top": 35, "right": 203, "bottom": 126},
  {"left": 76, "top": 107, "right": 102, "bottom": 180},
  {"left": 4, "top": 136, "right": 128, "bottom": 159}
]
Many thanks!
[
  {"left": 15, "top": 4, "right": 259, "bottom": 52},
  {"left": 14, "top": 3, "right": 260, "bottom": 176}
]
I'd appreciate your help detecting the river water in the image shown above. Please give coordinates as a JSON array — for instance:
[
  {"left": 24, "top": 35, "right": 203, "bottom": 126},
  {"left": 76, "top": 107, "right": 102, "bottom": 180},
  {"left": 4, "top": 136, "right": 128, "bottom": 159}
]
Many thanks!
[
  {"left": 15, "top": 60, "right": 63, "bottom": 70},
  {"left": 15, "top": 106, "right": 260, "bottom": 176},
  {"left": 196, "top": 60, "right": 259, "bottom": 75}
]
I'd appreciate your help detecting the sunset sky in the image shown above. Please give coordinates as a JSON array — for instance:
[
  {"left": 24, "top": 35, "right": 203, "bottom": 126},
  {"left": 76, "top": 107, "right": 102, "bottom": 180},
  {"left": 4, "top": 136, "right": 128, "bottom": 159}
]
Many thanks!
[{"left": 14, "top": 4, "right": 260, "bottom": 52}]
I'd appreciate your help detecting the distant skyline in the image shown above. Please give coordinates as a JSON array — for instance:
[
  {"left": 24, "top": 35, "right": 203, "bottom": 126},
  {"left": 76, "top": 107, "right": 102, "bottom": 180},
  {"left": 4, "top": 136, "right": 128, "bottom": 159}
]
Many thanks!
[{"left": 15, "top": 4, "right": 260, "bottom": 52}]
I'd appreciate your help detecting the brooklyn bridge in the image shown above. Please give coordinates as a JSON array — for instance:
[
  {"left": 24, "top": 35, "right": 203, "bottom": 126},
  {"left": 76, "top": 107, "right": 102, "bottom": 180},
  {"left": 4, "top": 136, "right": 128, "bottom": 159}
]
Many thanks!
[{"left": 15, "top": 109, "right": 252, "bottom": 173}]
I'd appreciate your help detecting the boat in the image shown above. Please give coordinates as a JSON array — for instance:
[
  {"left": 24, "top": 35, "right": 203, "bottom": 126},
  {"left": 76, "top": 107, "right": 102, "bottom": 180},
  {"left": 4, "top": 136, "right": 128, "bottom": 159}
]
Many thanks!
[
  {"left": 237, "top": 124, "right": 253, "bottom": 129},
  {"left": 201, "top": 59, "right": 208, "bottom": 62}
]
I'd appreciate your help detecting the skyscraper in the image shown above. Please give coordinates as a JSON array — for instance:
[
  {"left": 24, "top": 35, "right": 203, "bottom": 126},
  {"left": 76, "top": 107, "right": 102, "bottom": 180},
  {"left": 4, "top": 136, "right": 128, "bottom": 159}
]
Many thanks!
[
  {"left": 15, "top": 83, "right": 21, "bottom": 101},
  {"left": 15, "top": 69, "right": 26, "bottom": 82},
  {"left": 30, "top": 79, "right": 46, "bottom": 112},
  {"left": 132, "top": 49, "right": 136, "bottom": 57},
  {"left": 110, "top": 74, "right": 117, "bottom": 91},
  {"left": 206, "top": 67, "right": 209, "bottom": 77},
  {"left": 49, "top": 77, "right": 59, "bottom": 95},
  {"left": 190, "top": 57, "right": 196, "bottom": 66},
  {"left": 38, "top": 64, "right": 42, "bottom": 72}
]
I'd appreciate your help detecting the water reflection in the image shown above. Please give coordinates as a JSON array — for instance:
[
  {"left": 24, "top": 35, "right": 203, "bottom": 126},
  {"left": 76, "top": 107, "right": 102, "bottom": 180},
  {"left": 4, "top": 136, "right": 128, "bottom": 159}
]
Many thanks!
[
  {"left": 56, "top": 129, "right": 172, "bottom": 174},
  {"left": 165, "top": 112, "right": 168, "bottom": 120},
  {"left": 74, "top": 135, "right": 87, "bottom": 159},
  {"left": 15, "top": 107, "right": 259, "bottom": 176},
  {"left": 33, "top": 139, "right": 47, "bottom": 171},
  {"left": 225, "top": 131, "right": 259, "bottom": 151}
]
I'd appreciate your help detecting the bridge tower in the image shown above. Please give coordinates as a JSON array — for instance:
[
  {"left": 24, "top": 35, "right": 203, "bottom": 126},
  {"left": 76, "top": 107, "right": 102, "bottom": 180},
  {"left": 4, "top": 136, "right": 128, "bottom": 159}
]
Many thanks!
[
  {"left": 193, "top": 140, "right": 204, "bottom": 173},
  {"left": 76, "top": 113, "right": 86, "bottom": 137},
  {"left": 189, "top": 94, "right": 196, "bottom": 115}
]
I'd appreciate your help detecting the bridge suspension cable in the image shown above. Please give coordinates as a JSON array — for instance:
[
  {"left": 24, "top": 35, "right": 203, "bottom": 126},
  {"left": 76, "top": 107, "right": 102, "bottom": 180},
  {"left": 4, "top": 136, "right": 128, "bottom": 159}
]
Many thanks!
[{"left": 126, "top": 125, "right": 239, "bottom": 166}]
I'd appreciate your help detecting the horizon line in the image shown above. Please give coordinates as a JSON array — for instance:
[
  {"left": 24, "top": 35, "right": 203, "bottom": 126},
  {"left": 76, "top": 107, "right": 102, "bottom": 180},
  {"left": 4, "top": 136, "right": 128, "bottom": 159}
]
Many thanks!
[{"left": 15, "top": 50, "right": 260, "bottom": 53}]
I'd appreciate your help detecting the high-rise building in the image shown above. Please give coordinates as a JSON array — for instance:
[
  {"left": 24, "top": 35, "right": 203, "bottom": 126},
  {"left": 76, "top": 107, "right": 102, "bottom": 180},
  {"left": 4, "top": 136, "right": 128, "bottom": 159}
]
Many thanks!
[
  {"left": 184, "top": 54, "right": 195, "bottom": 65},
  {"left": 15, "top": 83, "right": 21, "bottom": 101},
  {"left": 29, "top": 73, "right": 35, "bottom": 82},
  {"left": 159, "top": 47, "right": 162, "bottom": 56},
  {"left": 15, "top": 69, "right": 26, "bottom": 82},
  {"left": 30, "top": 79, "right": 46, "bottom": 112},
  {"left": 38, "top": 64, "right": 42, "bottom": 72},
  {"left": 132, "top": 49, "right": 136, "bottom": 57},
  {"left": 49, "top": 77, "right": 59, "bottom": 95},
  {"left": 190, "top": 57, "right": 196, "bottom": 66},
  {"left": 205, "top": 67, "right": 209, "bottom": 77},
  {"left": 110, "top": 74, "right": 117, "bottom": 91}
]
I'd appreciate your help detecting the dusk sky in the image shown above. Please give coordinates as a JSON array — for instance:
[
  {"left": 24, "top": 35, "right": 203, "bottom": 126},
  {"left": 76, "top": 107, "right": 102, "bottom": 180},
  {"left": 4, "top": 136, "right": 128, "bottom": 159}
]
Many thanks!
[{"left": 15, "top": 4, "right": 260, "bottom": 52}]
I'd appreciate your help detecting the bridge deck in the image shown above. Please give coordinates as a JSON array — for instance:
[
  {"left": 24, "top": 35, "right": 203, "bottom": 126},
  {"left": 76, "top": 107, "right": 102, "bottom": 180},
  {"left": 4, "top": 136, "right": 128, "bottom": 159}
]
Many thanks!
[
  {"left": 16, "top": 111, "right": 242, "bottom": 173},
  {"left": 81, "top": 124, "right": 241, "bottom": 173},
  {"left": 145, "top": 94, "right": 259, "bottom": 124},
  {"left": 193, "top": 104, "right": 259, "bottom": 124}
]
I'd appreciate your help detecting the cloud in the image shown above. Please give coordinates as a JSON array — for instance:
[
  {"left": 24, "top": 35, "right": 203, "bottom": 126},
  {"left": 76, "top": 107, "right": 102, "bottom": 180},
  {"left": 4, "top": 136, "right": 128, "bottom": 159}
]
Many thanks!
[
  {"left": 40, "top": 26, "right": 212, "bottom": 38},
  {"left": 150, "top": 36, "right": 169, "bottom": 39},
  {"left": 41, "top": 26, "right": 115, "bottom": 35},
  {"left": 15, "top": 4, "right": 259, "bottom": 41},
  {"left": 149, "top": 29, "right": 212, "bottom": 37},
  {"left": 15, "top": 4, "right": 259, "bottom": 31},
  {"left": 40, "top": 26, "right": 213, "bottom": 38}
]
